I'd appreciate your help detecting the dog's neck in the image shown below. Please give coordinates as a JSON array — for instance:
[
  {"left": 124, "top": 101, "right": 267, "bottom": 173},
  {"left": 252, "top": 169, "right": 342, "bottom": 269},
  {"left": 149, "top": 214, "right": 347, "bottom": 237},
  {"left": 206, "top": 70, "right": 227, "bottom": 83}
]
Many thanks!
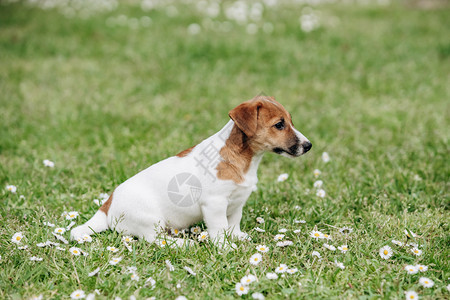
[{"left": 216, "top": 121, "right": 264, "bottom": 184}]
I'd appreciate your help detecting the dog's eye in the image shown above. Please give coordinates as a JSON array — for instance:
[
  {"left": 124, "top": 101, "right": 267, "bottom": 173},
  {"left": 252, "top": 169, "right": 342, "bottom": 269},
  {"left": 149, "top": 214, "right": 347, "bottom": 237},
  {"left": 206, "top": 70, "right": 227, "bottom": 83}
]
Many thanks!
[{"left": 274, "top": 121, "right": 285, "bottom": 130}]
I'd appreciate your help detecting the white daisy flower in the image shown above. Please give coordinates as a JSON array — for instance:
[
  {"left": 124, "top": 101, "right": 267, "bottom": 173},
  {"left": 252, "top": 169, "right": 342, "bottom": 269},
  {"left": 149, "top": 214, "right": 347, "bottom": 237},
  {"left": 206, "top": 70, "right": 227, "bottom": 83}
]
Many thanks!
[
  {"left": 322, "top": 152, "right": 330, "bottom": 163},
  {"left": 107, "top": 246, "right": 119, "bottom": 253},
  {"left": 322, "top": 233, "right": 332, "bottom": 240},
  {"left": 256, "top": 245, "right": 269, "bottom": 253},
  {"left": 70, "top": 289, "right": 86, "bottom": 299},
  {"left": 339, "top": 227, "right": 353, "bottom": 235},
  {"left": 126, "top": 266, "right": 137, "bottom": 274},
  {"left": 69, "top": 247, "right": 82, "bottom": 256},
  {"left": 407, "top": 242, "right": 419, "bottom": 248},
  {"left": 379, "top": 245, "right": 393, "bottom": 259},
  {"left": 274, "top": 234, "right": 285, "bottom": 241},
  {"left": 277, "top": 173, "right": 289, "bottom": 182},
  {"left": 416, "top": 264, "right": 428, "bottom": 272},
  {"left": 43, "top": 159, "right": 55, "bottom": 168},
  {"left": 293, "top": 229, "right": 301, "bottom": 234},
  {"left": 276, "top": 241, "right": 293, "bottom": 247},
  {"left": 418, "top": 277, "right": 434, "bottom": 288},
  {"left": 65, "top": 211, "right": 79, "bottom": 220},
  {"left": 324, "top": 243, "right": 336, "bottom": 251},
  {"left": 405, "top": 291, "right": 419, "bottom": 300},
  {"left": 43, "top": 221, "right": 55, "bottom": 227},
  {"left": 30, "top": 295, "right": 43, "bottom": 300},
  {"left": 338, "top": 245, "right": 349, "bottom": 253},
  {"left": 30, "top": 256, "right": 43, "bottom": 261},
  {"left": 286, "top": 268, "right": 298, "bottom": 274},
  {"left": 52, "top": 232, "right": 69, "bottom": 244},
  {"left": 310, "top": 230, "right": 323, "bottom": 239},
  {"left": 235, "top": 282, "right": 249, "bottom": 296},
  {"left": 252, "top": 292, "right": 265, "bottom": 300},
  {"left": 316, "top": 189, "right": 326, "bottom": 198},
  {"left": 175, "top": 296, "right": 186, "bottom": 300},
  {"left": 198, "top": 231, "right": 209, "bottom": 242},
  {"left": 36, "top": 242, "right": 47, "bottom": 248},
  {"left": 405, "top": 265, "right": 419, "bottom": 275},
  {"left": 165, "top": 260, "right": 175, "bottom": 271},
  {"left": 6, "top": 185, "right": 17, "bottom": 193},
  {"left": 88, "top": 267, "right": 100, "bottom": 277},
  {"left": 122, "top": 235, "right": 134, "bottom": 243},
  {"left": 312, "top": 251, "right": 321, "bottom": 258},
  {"left": 54, "top": 227, "right": 66, "bottom": 234},
  {"left": 190, "top": 226, "right": 201, "bottom": 235},
  {"left": 79, "top": 234, "right": 92, "bottom": 243},
  {"left": 256, "top": 217, "right": 265, "bottom": 224},
  {"left": 56, "top": 246, "right": 65, "bottom": 251},
  {"left": 254, "top": 227, "right": 265, "bottom": 233},
  {"left": 18, "top": 245, "right": 28, "bottom": 250},
  {"left": 145, "top": 277, "right": 156, "bottom": 289},
  {"left": 240, "top": 274, "right": 257, "bottom": 285},
  {"left": 275, "top": 264, "right": 288, "bottom": 273},
  {"left": 171, "top": 228, "right": 181, "bottom": 236},
  {"left": 404, "top": 229, "right": 417, "bottom": 238},
  {"left": 411, "top": 248, "right": 422, "bottom": 256},
  {"left": 313, "top": 180, "right": 323, "bottom": 188},
  {"left": 130, "top": 273, "right": 140, "bottom": 281},
  {"left": 278, "top": 228, "right": 287, "bottom": 233},
  {"left": 249, "top": 253, "right": 262, "bottom": 265},
  {"left": 183, "top": 266, "right": 196, "bottom": 276},
  {"left": 294, "top": 205, "right": 302, "bottom": 210},
  {"left": 93, "top": 199, "right": 101, "bottom": 206},
  {"left": 413, "top": 174, "right": 422, "bottom": 181},
  {"left": 266, "top": 272, "right": 278, "bottom": 279},
  {"left": 158, "top": 239, "right": 168, "bottom": 247},
  {"left": 294, "top": 219, "right": 306, "bottom": 224},
  {"left": 109, "top": 257, "right": 122, "bottom": 265},
  {"left": 334, "top": 260, "right": 345, "bottom": 270},
  {"left": 392, "top": 240, "right": 404, "bottom": 246},
  {"left": 11, "top": 232, "right": 24, "bottom": 244},
  {"left": 99, "top": 193, "right": 109, "bottom": 200},
  {"left": 313, "top": 169, "right": 321, "bottom": 177}
]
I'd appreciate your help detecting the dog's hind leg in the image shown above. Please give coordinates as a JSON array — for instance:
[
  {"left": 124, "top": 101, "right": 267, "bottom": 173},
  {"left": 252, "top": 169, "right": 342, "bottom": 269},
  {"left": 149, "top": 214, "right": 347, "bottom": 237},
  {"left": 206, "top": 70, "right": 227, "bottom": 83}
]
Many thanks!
[{"left": 70, "top": 210, "right": 109, "bottom": 240}]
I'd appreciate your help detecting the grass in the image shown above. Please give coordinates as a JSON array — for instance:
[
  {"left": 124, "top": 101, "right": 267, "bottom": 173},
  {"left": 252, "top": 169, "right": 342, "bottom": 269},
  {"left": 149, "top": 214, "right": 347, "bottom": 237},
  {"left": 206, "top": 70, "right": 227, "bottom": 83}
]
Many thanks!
[{"left": 0, "top": 0, "right": 449, "bottom": 299}]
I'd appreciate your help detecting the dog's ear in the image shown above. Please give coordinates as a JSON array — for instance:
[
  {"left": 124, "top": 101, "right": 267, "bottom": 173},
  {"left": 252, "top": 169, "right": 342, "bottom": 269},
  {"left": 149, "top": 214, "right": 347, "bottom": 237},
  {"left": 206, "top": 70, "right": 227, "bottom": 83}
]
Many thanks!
[{"left": 229, "top": 100, "right": 262, "bottom": 138}]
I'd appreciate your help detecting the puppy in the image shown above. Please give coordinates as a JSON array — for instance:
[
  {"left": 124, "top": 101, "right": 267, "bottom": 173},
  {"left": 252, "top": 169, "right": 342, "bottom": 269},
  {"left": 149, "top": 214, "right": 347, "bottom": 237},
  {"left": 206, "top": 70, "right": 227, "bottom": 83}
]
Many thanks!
[{"left": 71, "top": 96, "right": 311, "bottom": 245}]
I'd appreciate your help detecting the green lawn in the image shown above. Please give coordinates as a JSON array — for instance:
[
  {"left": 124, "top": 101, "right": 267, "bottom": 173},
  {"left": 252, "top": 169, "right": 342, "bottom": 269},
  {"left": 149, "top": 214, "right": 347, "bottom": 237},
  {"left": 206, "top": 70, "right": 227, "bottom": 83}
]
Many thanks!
[{"left": 0, "top": 0, "right": 449, "bottom": 299}]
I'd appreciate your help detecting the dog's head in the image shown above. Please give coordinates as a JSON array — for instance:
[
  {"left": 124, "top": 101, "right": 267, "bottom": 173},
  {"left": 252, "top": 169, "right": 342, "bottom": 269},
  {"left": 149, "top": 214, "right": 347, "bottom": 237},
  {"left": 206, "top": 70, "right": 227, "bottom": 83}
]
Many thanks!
[{"left": 229, "top": 96, "right": 312, "bottom": 157}]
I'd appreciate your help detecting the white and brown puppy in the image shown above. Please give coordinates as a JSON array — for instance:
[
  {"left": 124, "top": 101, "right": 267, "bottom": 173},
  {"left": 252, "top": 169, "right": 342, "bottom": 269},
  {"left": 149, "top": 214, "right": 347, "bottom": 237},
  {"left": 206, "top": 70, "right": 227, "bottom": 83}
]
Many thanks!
[{"left": 71, "top": 96, "right": 312, "bottom": 245}]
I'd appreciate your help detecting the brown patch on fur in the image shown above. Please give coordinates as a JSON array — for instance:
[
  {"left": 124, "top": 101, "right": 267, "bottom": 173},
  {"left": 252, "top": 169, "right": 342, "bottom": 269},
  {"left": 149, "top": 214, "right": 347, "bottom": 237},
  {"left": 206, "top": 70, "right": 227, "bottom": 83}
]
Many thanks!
[
  {"left": 99, "top": 192, "right": 113, "bottom": 215},
  {"left": 176, "top": 145, "right": 196, "bottom": 157}
]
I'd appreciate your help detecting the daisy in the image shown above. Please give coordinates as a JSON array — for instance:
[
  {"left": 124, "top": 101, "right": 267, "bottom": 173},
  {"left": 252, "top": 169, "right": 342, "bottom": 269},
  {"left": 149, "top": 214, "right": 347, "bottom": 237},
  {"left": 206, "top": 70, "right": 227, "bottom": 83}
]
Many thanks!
[
  {"left": 107, "top": 246, "right": 119, "bottom": 253},
  {"left": 316, "top": 189, "right": 326, "bottom": 198},
  {"left": 30, "top": 256, "right": 43, "bottom": 261},
  {"left": 324, "top": 243, "right": 336, "bottom": 251},
  {"left": 312, "top": 251, "right": 321, "bottom": 259},
  {"left": 130, "top": 273, "right": 140, "bottom": 281},
  {"left": 43, "top": 221, "right": 55, "bottom": 227},
  {"left": 18, "top": 245, "right": 28, "bottom": 250},
  {"left": 405, "top": 265, "right": 419, "bottom": 275},
  {"left": 313, "top": 169, "right": 321, "bottom": 177},
  {"left": 30, "top": 295, "right": 43, "bottom": 300},
  {"left": 405, "top": 291, "right": 419, "bottom": 300},
  {"left": 43, "top": 159, "right": 55, "bottom": 168},
  {"left": 252, "top": 292, "right": 265, "bottom": 300},
  {"left": 404, "top": 229, "right": 417, "bottom": 239},
  {"left": 413, "top": 174, "right": 422, "bottom": 181},
  {"left": 79, "top": 234, "right": 92, "bottom": 243},
  {"left": 254, "top": 227, "right": 265, "bottom": 233},
  {"left": 69, "top": 247, "right": 82, "bottom": 256},
  {"left": 183, "top": 266, "right": 196, "bottom": 276},
  {"left": 241, "top": 274, "right": 257, "bottom": 285},
  {"left": 322, "top": 152, "right": 330, "bottom": 163},
  {"left": 6, "top": 185, "right": 17, "bottom": 193},
  {"left": 99, "top": 193, "right": 109, "bottom": 200},
  {"left": 392, "top": 240, "right": 404, "bottom": 247},
  {"left": 407, "top": 242, "right": 419, "bottom": 248},
  {"left": 411, "top": 248, "right": 422, "bottom": 256},
  {"left": 294, "top": 205, "right": 302, "bottom": 210},
  {"left": 145, "top": 277, "right": 156, "bottom": 289},
  {"left": 70, "top": 290, "right": 86, "bottom": 299},
  {"left": 65, "top": 211, "right": 79, "bottom": 220},
  {"left": 190, "top": 226, "right": 201, "bottom": 235},
  {"left": 266, "top": 272, "right": 278, "bottom": 279},
  {"left": 322, "top": 233, "right": 332, "bottom": 240},
  {"left": 159, "top": 239, "right": 168, "bottom": 247},
  {"left": 313, "top": 180, "right": 323, "bottom": 188},
  {"left": 339, "top": 227, "right": 353, "bottom": 235},
  {"left": 52, "top": 232, "right": 68, "bottom": 244},
  {"left": 294, "top": 219, "right": 306, "bottom": 224},
  {"left": 198, "top": 231, "right": 208, "bottom": 242},
  {"left": 286, "top": 268, "right": 298, "bottom": 274},
  {"left": 122, "top": 235, "right": 134, "bottom": 243},
  {"left": 277, "top": 173, "right": 289, "bottom": 182},
  {"left": 418, "top": 277, "right": 434, "bottom": 288},
  {"left": 56, "top": 246, "right": 65, "bottom": 251},
  {"left": 36, "top": 242, "right": 47, "bottom": 248},
  {"left": 334, "top": 260, "right": 345, "bottom": 270},
  {"left": 379, "top": 245, "right": 393, "bottom": 259},
  {"left": 249, "top": 253, "right": 262, "bottom": 265},
  {"left": 276, "top": 241, "right": 293, "bottom": 247},
  {"left": 310, "top": 230, "right": 323, "bottom": 239},
  {"left": 275, "top": 264, "right": 288, "bottom": 273},
  {"left": 109, "top": 257, "right": 122, "bottom": 265},
  {"left": 54, "top": 227, "right": 66, "bottom": 234},
  {"left": 235, "top": 282, "right": 249, "bottom": 296},
  {"left": 278, "top": 228, "right": 287, "bottom": 233},
  {"left": 274, "top": 234, "right": 285, "bottom": 241},
  {"left": 11, "top": 232, "right": 24, "bottom": 244},
  {"left": 88, "top": 267, "right": 100, "bottom": 277},
  {"left": 338, "top": 245, "right": 349, "bottom": 253},
  {"left": 256, "top": 217, "right": 265, "bottom": 224},
  {"left": 416, "top": 264, "right": 428, "bottom": 272},
  {"left": 293, "top": 229, "right": 301, "bottom": 234},
  {"left": 256, "top": 245, "right": 269, "bottom": 253},
  {"left": 171, "top": 228, "right": 181, "bottom": 236}
]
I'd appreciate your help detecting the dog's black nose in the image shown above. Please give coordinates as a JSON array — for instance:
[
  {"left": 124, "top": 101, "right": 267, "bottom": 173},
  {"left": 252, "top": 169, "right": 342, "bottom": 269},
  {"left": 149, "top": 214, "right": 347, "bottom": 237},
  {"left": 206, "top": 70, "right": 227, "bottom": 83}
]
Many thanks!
[{"left": 303, "top": 141, "right": 312, "bottom": 153}]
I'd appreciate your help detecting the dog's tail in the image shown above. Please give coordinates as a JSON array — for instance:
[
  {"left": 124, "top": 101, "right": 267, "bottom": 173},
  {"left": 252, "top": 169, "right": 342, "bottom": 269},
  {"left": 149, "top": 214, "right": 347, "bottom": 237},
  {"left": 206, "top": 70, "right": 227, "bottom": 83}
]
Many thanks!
[{"left": 70, "top": 192, "right": 113, "bottom": 241}]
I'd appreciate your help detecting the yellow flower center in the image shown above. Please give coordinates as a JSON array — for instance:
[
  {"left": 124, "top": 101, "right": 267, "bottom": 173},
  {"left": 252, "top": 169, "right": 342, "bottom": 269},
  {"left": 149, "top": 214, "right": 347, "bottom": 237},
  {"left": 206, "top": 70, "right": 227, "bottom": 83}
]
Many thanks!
[
  {"left": 76, "top": 294, "right": 80, "bottom": 297},
  {"left": 343, "top": 247, "right": 348, "bottom": 250},
  {"left": 254, "top": 258, "right": 258, "bottom": 261},
  {"left": 201, "top": 235, "right": 206, "bottom": 239},
  {"left": 383, "top": 250, "right": 388, "bottom": 255},
  {"left": 162, "top": 241, "right": 166, "bottom": 245},
  {"left": 410, "top": 296, "right": 414, "bottom": 299},
  {"left": 16, "top": 236, "right": 21, "bottom": 241},
  {"left": 414, "top": 250, "right": 418, "bottom": 253},
  {"left": 324, "top": 234, "right": 328, "bottom": 238},
  {"left": 174, "top": 229, "right": 178, "bottom": 234},
  {"left": 419, "top": 267, "right": 423, "bottom": 270},
  {"left": 70, "top": 215, "right": 75, "bottom": 218},
  {"left": 314, "top": 233, "right": 320, "bottom": 237},
  {"left": 424, "top": 281, "right": 428, "bottom": 284},
  {"left": 74, "top": 250, "right": 78, "bottom": 254},
  {"left": 240, "top": 286, "right": 244, "bottom": 291}
]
